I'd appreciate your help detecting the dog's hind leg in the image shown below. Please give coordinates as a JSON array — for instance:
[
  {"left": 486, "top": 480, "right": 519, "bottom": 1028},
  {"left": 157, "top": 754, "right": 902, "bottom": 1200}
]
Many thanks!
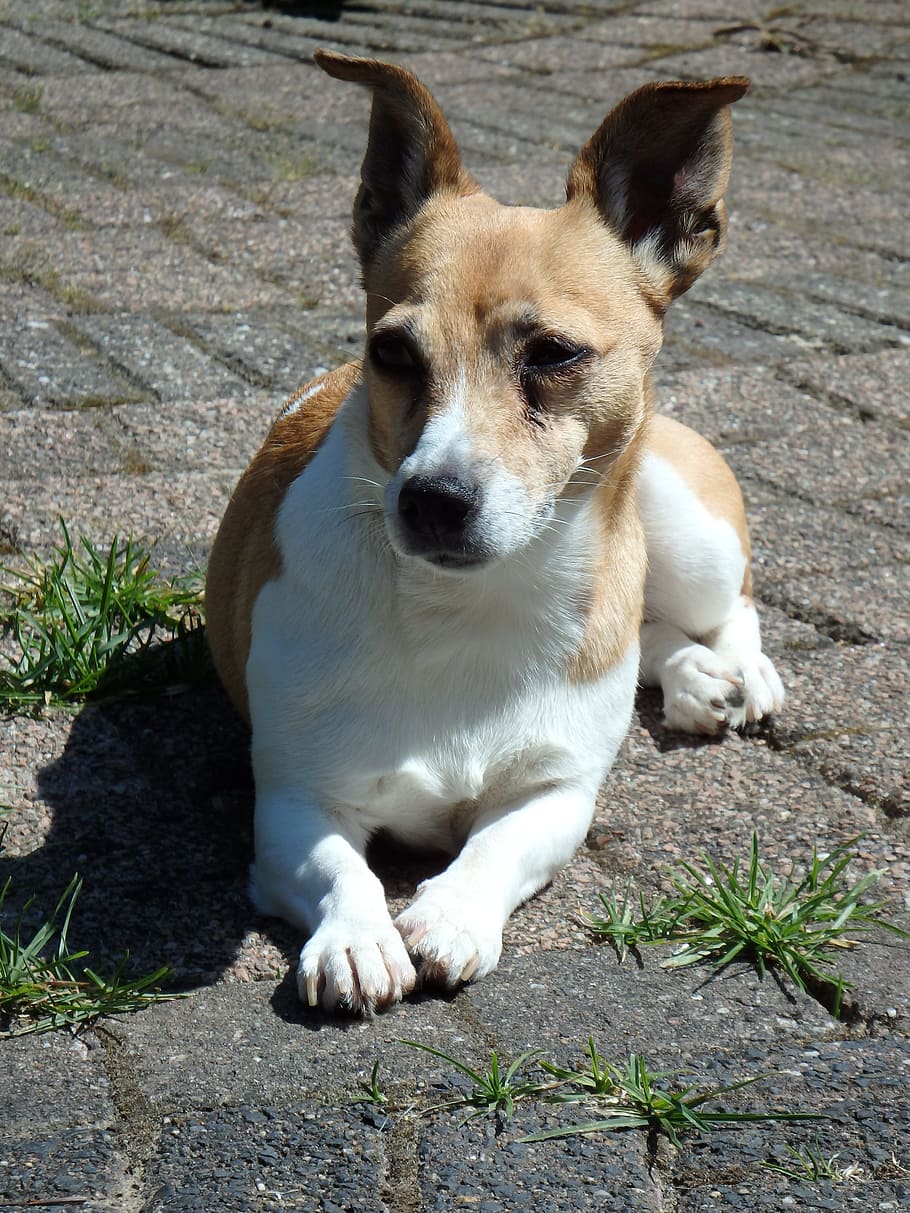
[{"left": 638, "top": 414, "right": 785, "bottom": 734}]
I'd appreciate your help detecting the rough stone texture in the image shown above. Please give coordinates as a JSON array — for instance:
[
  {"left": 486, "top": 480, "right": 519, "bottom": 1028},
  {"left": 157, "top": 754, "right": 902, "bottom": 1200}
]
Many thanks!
[{"left": 1, "top": 2, "right": 908, "bottom": 1210}]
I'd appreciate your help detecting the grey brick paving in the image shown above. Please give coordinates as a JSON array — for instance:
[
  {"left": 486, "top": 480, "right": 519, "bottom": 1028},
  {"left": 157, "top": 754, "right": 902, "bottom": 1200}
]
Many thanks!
[{"left": 0, "top": 1, "right": 908, "bottom": 1210}]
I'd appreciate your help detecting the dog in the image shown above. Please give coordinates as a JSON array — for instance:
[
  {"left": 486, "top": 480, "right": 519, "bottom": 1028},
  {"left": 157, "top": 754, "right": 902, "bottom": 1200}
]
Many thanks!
[{"left": 205, "top": 50, "right": 785, "bottom": 1014}]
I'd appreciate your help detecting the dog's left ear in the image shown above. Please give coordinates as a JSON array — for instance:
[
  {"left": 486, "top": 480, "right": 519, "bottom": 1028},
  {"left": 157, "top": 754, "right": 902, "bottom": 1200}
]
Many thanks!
[
  {"left": 567, "top": 77, "right": 749, "bottom": 303},
  {"left": 314, "top": 49, "right": 480, "bottom": 269}
]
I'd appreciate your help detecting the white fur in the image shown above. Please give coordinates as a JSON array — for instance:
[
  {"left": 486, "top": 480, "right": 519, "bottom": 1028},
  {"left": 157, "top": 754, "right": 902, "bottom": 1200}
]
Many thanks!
[
  {"left": 247, "top": 387, "right": 638, "bottom": 1010},
  {"left": 638, "top": 450, "right": 784, "bottom": 732},
  {"left": 383, "top": 391, "right": 543, "bottom": 562}
]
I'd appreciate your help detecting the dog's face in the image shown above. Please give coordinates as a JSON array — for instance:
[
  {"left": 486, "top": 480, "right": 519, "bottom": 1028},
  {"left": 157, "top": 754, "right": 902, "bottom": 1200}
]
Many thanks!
[
  {"left": 315, "top": 51, "right": 748, "bottom": 570},
  {"left": 366, "top": 194, "right": 661, "bottom": 567}
]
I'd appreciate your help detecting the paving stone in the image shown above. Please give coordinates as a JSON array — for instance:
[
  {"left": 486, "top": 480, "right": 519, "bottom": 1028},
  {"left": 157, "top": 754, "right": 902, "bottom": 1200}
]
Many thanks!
[
  {"left": 693, "top": 279, "right": 905, "bottom": 355},
  {"left": 0, "top": 1126, "right": 128, "bottom": 1213},
  {"left": 779, "top": 347, "right": 910, "bottom": 428},
  {"left": 744, "top": 488, "right": 909, "bottom": 645},
  {"left": 93, "top": 18, "right": 282, "bottom": 70},
  {"left": 66, "top": 182, "right": 266, "bottom": 231},
  {"left": 418, "top": 1111, "right": 660, "bottom": 1211},
  {"left": 671, "top": 1035, "right": 910, "bottom": 1211},
  {"left": 646, "top": 42, "right": 843, "bottom": 89},
  {"left": 0, "top": 319, "right": 141, "bottom": 407},
  {"left": 653, "top": 363, "right": 826, "bottom": 446},
  {"left": 36, "top": 67, "right": 218, "bottom": 127},
  {"left": 1, "top": 465, "right": 236, "bottom": 558},
  {"left": 47, "top": 227, "right": 286, "bottom": 312},
  {"left": 67, "top": 313, "right": 250, "bottom": 403},
  {"left": 184, "top": 307, "right": 362, "bottom": 394},
  {"left": 1, "top": 4, "right": 909, "bottom": 1211},
  {"left": 17, "top": 18, "right": 186, "bottom": 73},
  {"left": 143, "top": 1105, "right": 387, "bottom": 1213},
  {"left": 769, "top": 642, "right": 910, "bottom": 816},
  {"left": 0, "top": 1030, "right": 126, "bottom": 1212},
  {"left": 0, "top": 1029, "right": 113, "bottom": 1133},
  {"left": 119, "top": 980, "right": 480, "bottom": 1109},
  {"left": 661, "top": 297, "right": 806, "bottom": 371},
  {"left": 729, "top": 400, "right": 906, "bottom": 521},
  {"left": 1, "top": 131, "right": 118, "bottom": 200},
  {"left": 0, "top": 393, "right": 274, "bottom": 484},
  {"left": 475, "top": 31, "right": 670, "bottom": 74},
  {"left": 0, "top": 23, "right": 102, "bottom": 74}
]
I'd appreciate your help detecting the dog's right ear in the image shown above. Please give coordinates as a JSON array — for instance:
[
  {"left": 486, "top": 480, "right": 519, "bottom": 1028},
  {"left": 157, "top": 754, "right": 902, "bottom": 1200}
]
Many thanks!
[{"left": 314, "top": 49, "right": 480, "bottom": 269}]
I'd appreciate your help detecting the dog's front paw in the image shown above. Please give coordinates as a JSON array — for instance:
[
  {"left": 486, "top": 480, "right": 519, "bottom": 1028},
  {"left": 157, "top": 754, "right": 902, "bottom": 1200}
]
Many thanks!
[
  {"left": 727, "top": 652, "right": 785, "bottom": 729},
  {"left": 395, "top": 882, "right": 503, "bottom": 989},
  {"left": 297, "top": 919, "right": 417, "bottom": 1014},
  {"left": 661, "top": 645, "right": 745, "bottom": 735}
]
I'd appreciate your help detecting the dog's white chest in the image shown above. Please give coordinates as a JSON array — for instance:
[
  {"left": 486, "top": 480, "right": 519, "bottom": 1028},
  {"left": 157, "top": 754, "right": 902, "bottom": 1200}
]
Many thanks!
[{"left": 244, "top": 405, "right": 637, "bottom": 850}]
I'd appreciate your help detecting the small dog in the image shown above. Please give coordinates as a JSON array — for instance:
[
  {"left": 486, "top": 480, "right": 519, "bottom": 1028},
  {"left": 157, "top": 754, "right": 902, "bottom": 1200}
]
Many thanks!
[{"left": 206, "top": 50, "right": 784, "bottom": 1013}]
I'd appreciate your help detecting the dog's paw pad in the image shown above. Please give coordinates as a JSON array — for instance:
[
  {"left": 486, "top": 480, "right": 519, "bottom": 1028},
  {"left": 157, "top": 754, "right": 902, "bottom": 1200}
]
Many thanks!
[
  {"left": 297, "top": 920, "right": 416, "bottom": 1014},
  {"left": 396, "top": 886, "right": 502, "bottom": 989}
]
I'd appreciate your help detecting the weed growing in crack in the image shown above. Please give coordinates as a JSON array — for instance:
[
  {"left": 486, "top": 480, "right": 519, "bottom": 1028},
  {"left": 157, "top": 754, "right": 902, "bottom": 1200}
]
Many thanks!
[
  {"left": 12, "top": 84, "right": 42, "bottom": 114},
  {"left": 402, "top": 1040, "right": 548, "bottom": 1122},
  {"left": 350, "top": 1060, "right": 389, "bottom": 1107},
  {"left": 521, "top": 1045, "right": 819, "bottom": 1146},
  {"left": 583, "top": 834, "right": 908, "bottom": 1016},
  {"left": 0, "top": 867, "right": 185, "bottom": 1036},
  {"left": 0, "top": 519, "right": 210, "bottom": 710},
  {"left": 385, "top": 1038, "right": 821, "bottom": 1146},
  {"left": 761, "top": 1136, "right": 865, "bottom": 1183}
]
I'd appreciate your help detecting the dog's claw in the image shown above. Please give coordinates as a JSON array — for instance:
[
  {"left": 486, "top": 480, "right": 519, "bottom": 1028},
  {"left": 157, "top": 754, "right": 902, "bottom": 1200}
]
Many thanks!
[
  {"left": 395, "top": 882, "right": 502, "bottom": 990},
  {"left": 297, "top": 920, "right": 417, "bottom": 1013}
]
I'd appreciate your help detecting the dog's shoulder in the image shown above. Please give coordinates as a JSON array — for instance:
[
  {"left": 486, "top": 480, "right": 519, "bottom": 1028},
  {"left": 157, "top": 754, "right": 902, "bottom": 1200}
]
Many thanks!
[
  {"left": 266, "top": 361, "right": 363, "bottom": 480},
  {"left": 205, "top": 361, "right": 361, "bottom": 720}
]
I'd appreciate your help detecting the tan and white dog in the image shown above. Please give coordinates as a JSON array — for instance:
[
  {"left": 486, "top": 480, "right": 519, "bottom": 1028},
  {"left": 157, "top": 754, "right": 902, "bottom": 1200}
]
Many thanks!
[{"left": 206, "top": 51, "right": 784, "bottom": 1014}]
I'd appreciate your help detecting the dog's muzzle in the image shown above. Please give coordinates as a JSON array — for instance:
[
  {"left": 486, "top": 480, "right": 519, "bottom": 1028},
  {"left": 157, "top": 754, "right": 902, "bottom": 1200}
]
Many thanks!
[{"left": 396, "top": 474, "right": 485, "bottom": 567}]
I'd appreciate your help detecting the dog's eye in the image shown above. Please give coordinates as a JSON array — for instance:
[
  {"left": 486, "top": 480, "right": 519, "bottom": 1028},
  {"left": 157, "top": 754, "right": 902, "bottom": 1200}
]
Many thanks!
[
  {"left": 522, "top": 337, "right": 586, "bottom": 372},
  {"left": 370, "top": 335, "right": 419, "bottom": 371}
]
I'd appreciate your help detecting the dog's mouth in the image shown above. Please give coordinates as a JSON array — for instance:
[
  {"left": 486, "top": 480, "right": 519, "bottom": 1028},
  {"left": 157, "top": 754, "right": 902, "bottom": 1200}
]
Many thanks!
[{"left": 423, "top": 551, "right": 488, "bottom": 571}]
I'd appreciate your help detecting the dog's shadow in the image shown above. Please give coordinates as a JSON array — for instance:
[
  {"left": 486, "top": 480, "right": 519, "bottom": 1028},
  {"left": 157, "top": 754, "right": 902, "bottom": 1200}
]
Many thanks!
[
  {"left": 11, "top": 678, "right": 451, "bottom": 996},
  {"left": 3, "top": 684, "right": 257, "bottom": 987}
]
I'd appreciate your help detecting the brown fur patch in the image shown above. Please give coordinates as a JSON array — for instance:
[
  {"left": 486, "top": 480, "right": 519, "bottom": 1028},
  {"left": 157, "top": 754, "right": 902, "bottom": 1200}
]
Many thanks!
[
  {"left": 569, "top": 440, "right": 648, "bottom": 683},
  {"left": 205, "top": 362, "right": 361, "bottom": 720}
]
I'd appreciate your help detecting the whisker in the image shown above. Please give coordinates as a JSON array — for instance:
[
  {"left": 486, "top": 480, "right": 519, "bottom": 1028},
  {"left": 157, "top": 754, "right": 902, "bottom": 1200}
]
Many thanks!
[
  {"left": 342, "top": 475, "right": 384, "bottom": 491},
  {"left": 365, "top": 291, "right": 398, "bottom": 309},
  {"left": 318, "top": 501, "right": 381, "bottom": 515}
]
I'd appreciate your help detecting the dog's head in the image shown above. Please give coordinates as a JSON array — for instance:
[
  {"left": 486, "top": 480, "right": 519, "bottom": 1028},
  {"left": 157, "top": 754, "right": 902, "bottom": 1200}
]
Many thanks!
[{"left": 316, "top": 51, "right": 748, "bottom": 572}]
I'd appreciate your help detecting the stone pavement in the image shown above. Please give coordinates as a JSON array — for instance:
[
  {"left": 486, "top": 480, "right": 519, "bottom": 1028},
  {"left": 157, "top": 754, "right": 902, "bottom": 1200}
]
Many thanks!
[{"left": 1, "top": 0, "right": 908, "bottom": 1208}]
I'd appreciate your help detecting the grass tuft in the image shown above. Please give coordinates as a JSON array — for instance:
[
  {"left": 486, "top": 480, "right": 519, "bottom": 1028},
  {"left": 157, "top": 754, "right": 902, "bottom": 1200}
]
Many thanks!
[
  {"left": 583, "top": 834, "right": 908, "bottom": 1015},
  {"left": 0, "top": 519, "right": 209, "bottom": 710},
  {"left": 402, "top": 1040, "right": 547, "bottom": 1121},
  {"left": 761, "top": 1136, "right": 865, "bottom": 1183},
  {"left": 350, "top": 1059, "right": 388, "bottom": 1107},
  {"left": 12, "top": 84, "right": 42, "bottom": 114},
  {"left": 523, "top": 1043, "right": 821, "bottom": 1146},
  {"left": 394, "top": 1037, "right": 821, "bottom": 1144},
  {"left": 0, "top": 869, "right": 185, "bottom": 1036}
]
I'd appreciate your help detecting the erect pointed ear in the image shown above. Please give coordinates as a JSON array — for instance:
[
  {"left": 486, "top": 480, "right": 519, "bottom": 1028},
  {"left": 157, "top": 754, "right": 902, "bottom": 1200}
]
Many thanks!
[
  {"left": 314, "top": 49, "right": 480, "bottom": 269},
  {"left": 566, "top": 77, "right": 750, "bottom": 304}
]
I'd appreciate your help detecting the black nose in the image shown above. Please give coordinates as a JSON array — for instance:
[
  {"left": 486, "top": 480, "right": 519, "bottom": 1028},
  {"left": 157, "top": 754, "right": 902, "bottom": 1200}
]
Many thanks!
[{"left": 398, "top": 474, "right": 480, "bottom": 547}]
